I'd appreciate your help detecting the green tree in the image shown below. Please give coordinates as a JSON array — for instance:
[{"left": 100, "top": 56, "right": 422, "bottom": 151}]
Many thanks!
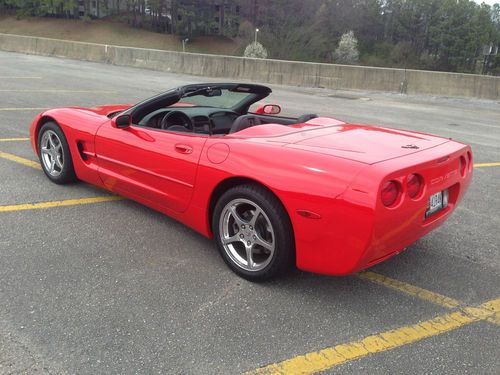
[{"left": 1, "top": 0, "right": 499, "bottom": 74}]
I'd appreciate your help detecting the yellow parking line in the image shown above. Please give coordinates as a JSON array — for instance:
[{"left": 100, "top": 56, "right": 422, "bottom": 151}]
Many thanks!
[
  {"left": 484, "top": 300, "right": 500, "bottom": 325},
  {"left": 246, "top": 298, "right": 500, "bottom": 375},
  {"left": 357, "top": 271, "right": 461, "bottom": 309},
  {"left": 359, "top": 271, "right": 499, "bottom": 326},
  {"left": 0, "top": 151, "right": 41, "bottom": 170},
  {"left": 0, "top": 137, "right": 30, "bottom": 142},
  {"left": 474, "top": 162, "right": 500, "bottom": 168},
  {"left": 0, "top": 108, "right": 48, "bottom": 111},
  {"left": 0, "top": 196, "right": 123, "bottom": 212}
]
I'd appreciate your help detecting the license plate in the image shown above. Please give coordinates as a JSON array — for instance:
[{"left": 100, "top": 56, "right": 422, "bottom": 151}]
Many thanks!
[{"left": 426, "top": 189, "right": 449, "bottom": 218}]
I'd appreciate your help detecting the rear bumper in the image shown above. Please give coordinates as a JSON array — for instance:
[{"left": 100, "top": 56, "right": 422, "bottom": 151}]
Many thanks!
[{"left": 294, "top": 141, "right": 473, "bottom": 275}]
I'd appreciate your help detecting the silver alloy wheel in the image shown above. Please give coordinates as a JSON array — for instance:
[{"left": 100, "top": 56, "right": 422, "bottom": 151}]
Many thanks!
[
  {"left": 40, "top": 130, "right": 64, "bottom": 177},
  {"left": 219, "top": 198, "right": 275, "bottom": 272}
]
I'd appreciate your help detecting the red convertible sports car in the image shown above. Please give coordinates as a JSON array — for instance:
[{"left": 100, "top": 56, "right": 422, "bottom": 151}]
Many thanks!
[{"left": 30, "top": 83, "right": 473, "bottom": 281}]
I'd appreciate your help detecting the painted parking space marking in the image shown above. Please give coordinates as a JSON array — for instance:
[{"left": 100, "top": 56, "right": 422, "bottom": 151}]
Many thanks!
[
  {"left": 359, "top": 271, "right": 500, "bottom": 326},
  {"left": 0, "top": 151, "right": 123, "bottom": 212},
  {"left": 246, "top": 297, "right": 500, "bottom": 375},
  {"left": 474, "top": 162, "right": 500, "bottom": 168},
  {"left": 0, "top": 150, "right": 41, "bottom": 169},
  {"left": 251, "top": 270, "right": 499, "bottom": 374},
  {"left": 0, "top": 196, "right": 123, "bottom": 212},
  {"left": 0, "top": 137, "right": 30, "bottom": 142},
  {"left": 357, "top": 271, "right": 461, "bottom": 309}
]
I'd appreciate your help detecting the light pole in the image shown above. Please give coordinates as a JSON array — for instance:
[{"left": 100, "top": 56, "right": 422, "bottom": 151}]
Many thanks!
[
  {"left": 182, "top": 38, "right": 189, "bottom": 53},
  {"left": 254, "top": 28, "right": 259, "bottom": 44}
]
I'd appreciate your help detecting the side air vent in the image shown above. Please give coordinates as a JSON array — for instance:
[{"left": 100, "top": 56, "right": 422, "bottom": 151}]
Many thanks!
[{"left": 77, "top": 141, "right": 88, "bottom": 161}]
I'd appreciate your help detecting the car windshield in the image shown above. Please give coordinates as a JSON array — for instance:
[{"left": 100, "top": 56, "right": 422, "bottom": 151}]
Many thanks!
[{"left": 180, "top": 89, "right": 257, "bottom": 109}]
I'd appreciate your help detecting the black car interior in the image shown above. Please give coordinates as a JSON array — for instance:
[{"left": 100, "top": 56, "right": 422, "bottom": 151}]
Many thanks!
[
  {"left": 125, "top": 83, "right": 318, "bottom": 135},
  {"left": 137, "top": 107, "right": 318, "bottom": 135}
]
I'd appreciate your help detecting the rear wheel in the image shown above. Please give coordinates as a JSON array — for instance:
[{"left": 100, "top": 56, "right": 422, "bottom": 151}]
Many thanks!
[
  {"left": 213, "top": 184, "right": 294, "bottom": 281},
  {"left": 38, "top": 122, "right": 76, "bottom": 184}
]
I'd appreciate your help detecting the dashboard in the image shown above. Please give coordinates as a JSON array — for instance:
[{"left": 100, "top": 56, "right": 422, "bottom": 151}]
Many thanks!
[{"left": 138, "top": 107, "right": 239, "bottom": 135}]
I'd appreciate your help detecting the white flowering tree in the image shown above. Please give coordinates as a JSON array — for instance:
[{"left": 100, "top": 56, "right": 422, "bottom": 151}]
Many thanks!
[
  {"left": 333, "top": 31, "right": 359, "bottom": 65},
  {"left": 244, "top": 42, "right": 268, "bottom": 59}
]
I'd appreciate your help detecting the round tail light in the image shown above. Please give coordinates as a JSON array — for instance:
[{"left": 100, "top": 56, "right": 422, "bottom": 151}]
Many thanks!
[
  {"left": 407, "top": 174, "right": 423, "bottom": 199},
  {"left": 381, "top": 180, "right": 400, "bottom": 207}
]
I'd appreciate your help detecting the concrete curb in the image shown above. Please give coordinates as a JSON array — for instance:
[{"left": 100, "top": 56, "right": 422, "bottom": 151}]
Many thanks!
[{"left": 1, "top": 33, "right": 499, "bottom": 100}]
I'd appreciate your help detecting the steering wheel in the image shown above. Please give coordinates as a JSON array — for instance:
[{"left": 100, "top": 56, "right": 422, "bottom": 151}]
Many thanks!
[{"left": 160, "top": 111, "right": 194, "bottom": 132}]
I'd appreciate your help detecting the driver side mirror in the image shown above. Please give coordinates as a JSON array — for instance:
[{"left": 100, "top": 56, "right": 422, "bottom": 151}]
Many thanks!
[
  {"left": 112, "top": 114, "right": 131, "bottom": 129},
  {"left": 255, "top": 104, "right": 281, "bottom": 115}
]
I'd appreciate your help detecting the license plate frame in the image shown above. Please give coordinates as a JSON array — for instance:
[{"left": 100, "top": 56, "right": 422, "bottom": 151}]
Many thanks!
[{"left": 425, "top": 189, "right": 449, "bottom": 218}]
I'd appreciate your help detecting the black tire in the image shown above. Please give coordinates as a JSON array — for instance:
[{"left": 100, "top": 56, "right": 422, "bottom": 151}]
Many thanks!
[
  {"left": 37, "top": 122, "right": 77, "bottom": 184},
  {"left": 212, "top": 184, "right": 295, "bottom": 281}
]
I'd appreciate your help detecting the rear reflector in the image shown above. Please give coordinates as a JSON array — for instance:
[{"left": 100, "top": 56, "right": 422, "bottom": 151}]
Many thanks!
[
  {"left": 381, "top": 180, "right": 400, "bottom": 207},
  {"left": 407, "top": 174, "right": 423, "bottom": 199},
  {"left": 459, "top": 156, "right": 467, "bottom": 177}
]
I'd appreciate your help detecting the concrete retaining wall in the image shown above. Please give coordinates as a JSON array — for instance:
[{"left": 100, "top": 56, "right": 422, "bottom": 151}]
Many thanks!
[{"left": 1, "top": 33, "right": 499, "bottom": 100}]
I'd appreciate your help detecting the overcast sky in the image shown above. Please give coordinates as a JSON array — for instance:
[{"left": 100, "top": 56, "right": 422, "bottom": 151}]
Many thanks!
[{"left": 475, "top": 0, "right": 498, "bottom": 5}]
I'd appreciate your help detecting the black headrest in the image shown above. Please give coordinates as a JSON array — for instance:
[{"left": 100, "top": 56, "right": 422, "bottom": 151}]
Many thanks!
[{"left": 229, "top": 115, "right": 262, "bottom": 134}]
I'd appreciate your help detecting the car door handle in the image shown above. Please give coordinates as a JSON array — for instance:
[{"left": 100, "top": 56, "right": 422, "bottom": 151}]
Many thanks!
[{"left": 175, "top": 144, "right": 193, "bottom": 154}]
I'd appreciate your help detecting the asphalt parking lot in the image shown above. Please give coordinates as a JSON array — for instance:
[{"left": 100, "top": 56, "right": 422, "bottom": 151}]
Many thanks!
[{"left": 0, "top": 51, "right": 499, "bottom": 374}]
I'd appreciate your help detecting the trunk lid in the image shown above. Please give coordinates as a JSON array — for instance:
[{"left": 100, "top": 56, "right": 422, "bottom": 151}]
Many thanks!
[{"left": 282, "top": 124, "right": 450, "bottom": 164}]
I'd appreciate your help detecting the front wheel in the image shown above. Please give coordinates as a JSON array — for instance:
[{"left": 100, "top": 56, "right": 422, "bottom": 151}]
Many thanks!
[
  {"left": 213, "top": 184, "right": 294, "bottom": 281},
  {"left": 38, "top": 122, "right": 76, "bottom": 184}
]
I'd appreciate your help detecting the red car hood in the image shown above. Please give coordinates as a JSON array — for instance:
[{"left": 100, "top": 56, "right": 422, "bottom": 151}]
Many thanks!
[{"left": 237, "top": 122, "right": 450, "bottom": 164}]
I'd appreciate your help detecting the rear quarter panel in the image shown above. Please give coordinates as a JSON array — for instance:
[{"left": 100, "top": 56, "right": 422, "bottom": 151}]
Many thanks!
[{"left": 184, "top": 137, "right": 369, "bottom": 269}]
